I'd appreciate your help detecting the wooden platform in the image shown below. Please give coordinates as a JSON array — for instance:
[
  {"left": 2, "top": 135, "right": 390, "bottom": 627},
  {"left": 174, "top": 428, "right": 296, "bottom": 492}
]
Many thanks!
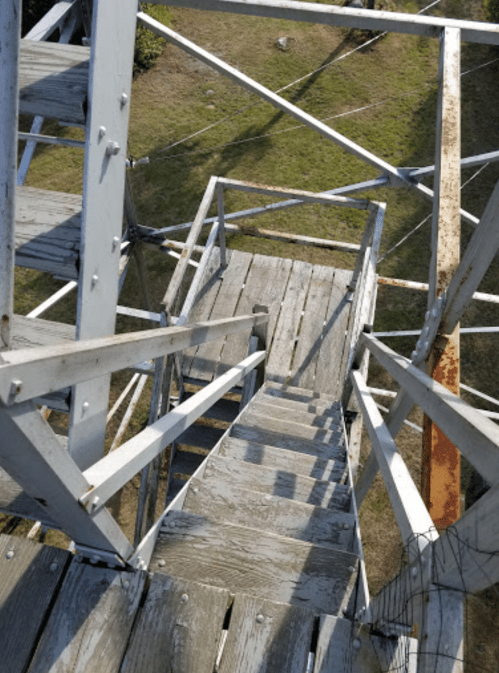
[
  {"left": 0, "top": 384, "right": 417, "bottom": 672},
  {"left": 15, "top": 187, "right": 82, "bottom": 280},
  {"left": 183, "top": 250, "right": 353, "bottom": 397}
]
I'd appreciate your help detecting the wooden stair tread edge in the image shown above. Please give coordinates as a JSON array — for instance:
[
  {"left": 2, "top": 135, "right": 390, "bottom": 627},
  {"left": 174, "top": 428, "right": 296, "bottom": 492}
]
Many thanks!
[
  {"left": 219, "top": 593, "right": 315, "bottom": 673},
  {"left": 121, "top": 573, "right": 230, "bottom": 673},
  {"left": 152, "top": 510, "right": 359, "bottom": 616},
  {"left": 12, "top": 314, "right": 75, "bottom": 350},
  {"left": 255, "top": 389, "right": 341, "bottom": 416},
  {"left": 247, "top": 399, "right": 342, "bottom": 429},
  {"left": 239, "top": 409, "right": 343, "bottom": 441},
  {"left": 263, "top": 381, "right": 337, "bottom": 403},
  {"left": 182, "top": 478, "right": 356, "bottom": 552},
  {"left": 203, "top": 455, "right": 351, "bottom": 511},
  {"left": 230, "top": 424, "right": 346, "bottom": 462},
  {"left": 19, "top": 40, "right": 90, "bottom": 124},
  {"left": 219, "top": 436, "right": 347, "bottom": 483},
  {"left": 314, "top": 615, "right": 418, "bottom": 673}
]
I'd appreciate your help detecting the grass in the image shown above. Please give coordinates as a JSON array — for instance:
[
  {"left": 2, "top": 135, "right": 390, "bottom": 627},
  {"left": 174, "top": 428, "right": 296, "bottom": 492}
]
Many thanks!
[{"left": 11, "top": 0, "right": 499, "bottom": 631}]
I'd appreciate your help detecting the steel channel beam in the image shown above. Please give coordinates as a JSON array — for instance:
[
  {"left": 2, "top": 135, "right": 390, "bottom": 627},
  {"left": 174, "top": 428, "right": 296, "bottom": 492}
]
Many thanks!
[
  {"left": 156, "top": 0, "right": 499, "bottom": 45},
  {"left": 68, "top": 0, "right": 138, "bottom": 470}
]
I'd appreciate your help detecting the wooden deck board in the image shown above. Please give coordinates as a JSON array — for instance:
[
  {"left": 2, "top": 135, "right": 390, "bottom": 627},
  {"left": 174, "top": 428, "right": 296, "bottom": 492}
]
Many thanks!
[
  {"left": 315, "top": 268, "right": 353, "bottom": 396},
  {"left": 12, "top": 315, "right": 75, "bottom": 350},
  {"left": 247, "top": 399, "right": 342, "bottom": 429},
  {"left": 120, "top": 574, "right": 229, "bottom": 673},
  {"left": 289, "top": 265, "right": 336, "bottom": 390},
  {"left": 216, "top": 254, "right": 292, "bottom": 377},
  {"left": 0, "top": 535, "right": 70, "bottom": 673},
  {"left": 219, "top": 593, "right": 315, "bottom": 673},
  {"left": 189, "top": 250, "right": 252, "bottom": 381},
  {"left": 202, "top": 456, "right": 350, "bottom": 510},
  {"left": 266, "top": 260, "right": 314, "bottom": 384},
  {"left": 153, "top": 510, "right": 359, "bottom": 615},
  {"left": 183, "top": 477, "right": 355, "bottom": 551},
  {"left": 238, "top": 410, "right": 343, "bottom": 444},
  {"left": 15, "top": 187, "right": 82, "bottom": 279},
  {"left": 20, "top": 40, "right": 89, "bottom": 125},
  {"left": 28, "top": 562, "right": 146, "bottom": 673}
]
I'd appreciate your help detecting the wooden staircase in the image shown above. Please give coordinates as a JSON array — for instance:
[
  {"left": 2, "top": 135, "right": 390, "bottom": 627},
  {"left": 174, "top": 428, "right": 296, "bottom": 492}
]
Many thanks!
[{"left": 132, "top": 382, "right": 418, "bottom": 672}]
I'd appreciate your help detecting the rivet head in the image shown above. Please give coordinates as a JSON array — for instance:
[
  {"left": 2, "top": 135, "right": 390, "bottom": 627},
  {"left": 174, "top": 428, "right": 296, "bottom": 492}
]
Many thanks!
[
  {"left": 181, "top": 593, "right": 189, "bottom": 603},
  {"left": 92, "top": 274, "right": 99, "bottom": 285},
  {"left": 90, "top": 555, "right": 100, "bottom": 565},
  {"left": 98, "top": 126, "right": 106, "bottom": 138},
  {"left": 50, "top": 562, "right": 58, "bottom": 572},
  {"left": 342, "top": 523, "right": 350, "bottom": 530},
  {"left": 82, "top": 401, "right": 90, "bottom": 412},
  {"left": 158, "top": 559, "right": 166, "bottom": 567},
  {"left": 123, "top": 580, "right": 130, "bottom": 589},
  {"left": 348, "top": 566, "right": 355, "bottom": 573},
  {"left": 256, "top": 614, "right": 264, "bottom": 623},
  {"left": 6, "top": 550, "right": 14, "bottom": 560},
  {"left": 120, "top": 93, "right": 129, "bottom": 105},
  {"left": 353, "top": 638, "right": 361, "bottom": 650}
]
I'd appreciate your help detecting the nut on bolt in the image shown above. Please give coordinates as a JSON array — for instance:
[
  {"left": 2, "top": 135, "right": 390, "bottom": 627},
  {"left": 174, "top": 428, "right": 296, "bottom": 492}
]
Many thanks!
[{"left": 106, "top": 141, "right": 121, "bottom": 156}]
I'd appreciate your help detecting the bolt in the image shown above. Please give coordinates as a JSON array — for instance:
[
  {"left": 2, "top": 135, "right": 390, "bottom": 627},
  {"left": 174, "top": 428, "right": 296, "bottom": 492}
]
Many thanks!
[
  {"left": 353, "top": 638, "right": 361, "bottom": 650},
  {"left": 123, "top": 580, "right": 130, "bottom": 589},
  {"left": 91, "top": 274, "right": 99, "bottom": 286},
  {"left": 256, "top": 614, "right": 264, "bottom": 623},
  {"left": 192, "top": 487, "right": 199, "bottom": 495},
  {"left": 342, "top": 523, "right": 350, "bottom": 530},
  {"left": 112, "top": 236, "right": 120, "bottom": 251},
  {"left": 432, "top": 307, "right": 439, "bottom": 318},
  {"left": 82, "top": 401, "right": 90, "bottom": 413},
  {"left": 10, "top": 379, "right": 22, "bottom": 397},
  {"left": 424, "top": 341, "right": 430, "bottom": 350},
  {"left": 92, "top": 496, "right": 100, "bottom": 510},
  {"left": 348, "top": 566, "right": 355, "bottom": 573},
  {"left": 98, "top": 126, "right": 106, "bottom": 138},
  {"left": 120, "top": 93, "right": 129, "bottom": 106},
  {"left": 424, "top": 326, "right": 430, "bottom": 337},
  {"left": 412, "top": 567, "right": 418, "bottom": 577},
  {"left": 106, "top": 141, "right": 121, "bottom": 156},
  {"left": 90, "top": 556, "right": 100, "bottom": 565},
  {"left": 181, "top": 593, "right": 189, "bottom": 603},
  {"left": 425, "top": 311, "right": 430, "bottom": 321},
  {"left": 6, "top": 550, "right": 14, "bottom": 560},
  {"left": 107, "top": 563, "right": 116, "bottom": 569},
  {"left": 416, "top": 339, "right": 422, "bottom": 350},
  {"left": 411, "top": 351, "right": 418, "bottom": 360},
  {"left": 158, "top": 559, "right": 166, "bottom": 567},
  {"left": 50, "top": 562, "right": 58, "bottom": 572}
]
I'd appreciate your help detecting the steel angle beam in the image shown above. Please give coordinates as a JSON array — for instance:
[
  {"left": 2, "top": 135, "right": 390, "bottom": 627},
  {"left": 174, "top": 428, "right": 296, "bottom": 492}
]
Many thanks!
[
  {"left": 68, "top": 0, "right": 138, "bottom": 470},
  {"left": 156, "top": 0, "right": 499, "bottom": 45}
]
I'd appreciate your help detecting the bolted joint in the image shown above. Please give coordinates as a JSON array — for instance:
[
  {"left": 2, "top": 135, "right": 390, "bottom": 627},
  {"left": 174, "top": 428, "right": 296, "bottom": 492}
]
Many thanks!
[{"left": 106, "top": 141, "right": 121, "bottom": 156}]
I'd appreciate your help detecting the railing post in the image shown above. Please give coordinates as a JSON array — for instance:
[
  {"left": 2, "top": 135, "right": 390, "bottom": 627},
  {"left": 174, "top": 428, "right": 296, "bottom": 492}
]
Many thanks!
[{"left": 216, "top": 182, "right": 227, "bottom": 269}]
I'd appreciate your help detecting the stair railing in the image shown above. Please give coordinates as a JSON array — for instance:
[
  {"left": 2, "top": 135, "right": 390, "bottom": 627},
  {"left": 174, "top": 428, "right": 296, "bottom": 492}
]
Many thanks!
[
  {"left": 347, "top": 329, "right": 499, "bottom": 670},
  {"left": 0, "top": 311, "right": 268, "bottom": 568}
]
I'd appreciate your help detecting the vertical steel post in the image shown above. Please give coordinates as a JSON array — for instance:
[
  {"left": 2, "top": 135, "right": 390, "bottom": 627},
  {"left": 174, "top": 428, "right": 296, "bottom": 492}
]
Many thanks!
[
  {"left": 422, "top": 27, "right": 461, "bottom": 530},
  {"left": 0, "top": 0, "right": 20, "bottom": 352}
]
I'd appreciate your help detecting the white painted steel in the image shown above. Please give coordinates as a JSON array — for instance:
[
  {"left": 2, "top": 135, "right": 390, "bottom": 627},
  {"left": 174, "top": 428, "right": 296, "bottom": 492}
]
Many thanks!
[
  {"left": 0, "top": 313, "right": 269, "bottom": 404},
  {"left": 80, "top": 350, "right": 266, "bottom": 511},
  {"left": 361, "top": 333, "right": 499, "bottom": 485},
  {"left": 407, "top": 149, "right": 499, "bottom": 181},
  {"left": 23, "top": 0, "right": 77, "bottom": 41},
  {"left": 18, "top": 132, "right": 85, "bottom": 148},
  {"left": 351, "top": 371, "right": 436, "bottom": 559},
  {"left": 0, "top": 0, "right": 20, "bottom": 350},
  {"left": 26, "top": 281, "right": 78, "bottom": 319},
  {"left": 68, "top": 0, "right": 138, "bottom": 470},
  {"left": 157, "top": 0, "right": 499, "bottom": 45},
  {"left": 116, "top": 306, "right": 162, "bottom": 322},
  {"left": 0, "top": 400, "right": 132, "bottom": 559}
]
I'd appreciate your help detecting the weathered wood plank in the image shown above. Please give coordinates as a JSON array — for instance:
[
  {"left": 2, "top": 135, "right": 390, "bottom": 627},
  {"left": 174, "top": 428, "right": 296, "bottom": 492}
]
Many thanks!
[
  {"left": 216, "top": 254, "right": 293, "bottom": 377},
  {"left": 315, "top": 268, "right": 353, "bottom": 396},
  {"left": 238, "top": 410, "right": 343, "bottom": 444},
  {"left": 0, "top": 535, "right": 70, "bottom": 673},
  {"left": 230, "top": 424, "right": 345, "bottom": 461},
  {"left": 0, "top": 467, "right": 59, "bottom": 527},
  {"left": 264, "top": 380, "right": 336, "bottom": 403},
  {"left": 289, "top": 264, "right": 336, "bottom": 390},
  {"left": 183, "top": 477, "right": 356, "bottom": 550},
  {"left": 19, "top": 41, "right": 89, "bottom": 124},
  {"left": 28, "top": 562, "right": 146, "bottom": 673},
  {"left": 15, "top": 187, "right": 81, "bottom": 279},
  {"left": 266, "top": 260, "right": 314, "bottom": 383},
  {"left": 202, "top": 455, "right": 350, "bottom": 510},
  {"left": 189, "top": 249, "right": 251, "bottom": 381},
  {"left": 256, "top": 388, "right": 340, "bottom": 416},
  {"left": 120, "top": 574, "right": 229, "bottom": 673},
  {"left": 12, "top": 314, "right": 75, "bottom": 350},
  {"left": 219, "top": 593, "right": 314, "bottom": 673},
  {"left": 152, "top": 510, "right": 359, "bottom": 615},
  {"left": 243, "top": 399, "right": 342, "bottom": 430},
  {"left": 313, "top": 614, "right": 418, "bottom": 673},
  {"left": 220, "top": 436, "right": 346, "bottom": 482},
  {"left": 182, "top": 248, "right": 224, "bottom": 375}
]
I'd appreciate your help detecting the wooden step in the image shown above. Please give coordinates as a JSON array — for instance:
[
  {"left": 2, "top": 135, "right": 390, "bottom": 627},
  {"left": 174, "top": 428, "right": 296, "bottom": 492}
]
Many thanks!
[
  {"left": 152, "top": 510, "right": 359, "bottom": 615},
  {"left": 219, "top": 436, "right": 347, "bottom": 483},
  {"left": 202, "top": 456, "right": 350, "bottom": 511},
  {"left": 218, "top": 593, "right": 315, "bottom": 673},
  {"left": 121, "top": 573, "right": 230, "bottom": 673},
  {"left": 182, "top": 477, "right": 356, "bottom": 551},
  {"left": 256, "top": 387, "right": 340, "bottom": 416},
  {"left": 237, "top": 411, "right": 343, "bottom": 444},
  {"left": 247, "top": 399, "right": 342, "bottom": 430},
  {"left": 12, "top": 314, "right": 75, "bottom": 350},
  {"left": 15, "top": 187, "right": 81, "bottom": 280},
  {"left": 177, "top": 424, "right": 225, "bottom": 450},
  {"left": 20, "top": 40, "right": 89, "bottom": 125},
  {"left": 314, "top": 614, "right": 418, "bottom": 672},
  {"left": 230, "top": 424, "right": 345, "bottom": 461},
  {"left": 263, "top": 381, "right": 336, "bottom": 404}
]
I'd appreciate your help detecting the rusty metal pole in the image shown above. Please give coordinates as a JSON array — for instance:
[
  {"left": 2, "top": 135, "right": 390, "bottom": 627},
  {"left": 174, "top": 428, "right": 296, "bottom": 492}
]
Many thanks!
[{"left": 422, "top": 27, "right": 461, "bottom": 531}]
